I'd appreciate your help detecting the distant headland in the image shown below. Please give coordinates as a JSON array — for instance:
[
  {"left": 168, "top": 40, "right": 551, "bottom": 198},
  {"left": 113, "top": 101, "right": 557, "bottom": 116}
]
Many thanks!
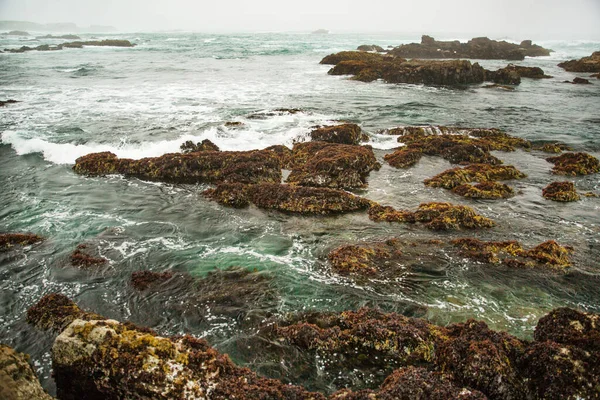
[{"left": 0, "top": 20, "right": 116, "bottom": 33}]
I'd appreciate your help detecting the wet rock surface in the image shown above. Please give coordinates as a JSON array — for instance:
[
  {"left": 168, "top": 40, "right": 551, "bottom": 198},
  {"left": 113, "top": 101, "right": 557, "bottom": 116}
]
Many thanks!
[
  {"left": 69, "top": 244, "right": 108, "bottom": 268},
  {"left": 0, "top": 344, "right": 53, "bottom": 400},
  {"left": 424, "top": 164, "right": 527, "bottom": 190},
  {"left": 451, "top": 181, "right": 515, "bottom": 199},
  {"left": 0, "top": 233, "right": 44, "bottom": 252},
  {"left": 558, "top": 51, "right": 600, "bottom": 72},
  {"left": 542, "top": 181, "right": 580, "bottom": 202},
  {"left": 546, "top": 152, "right": 600, "bottom": 175}
]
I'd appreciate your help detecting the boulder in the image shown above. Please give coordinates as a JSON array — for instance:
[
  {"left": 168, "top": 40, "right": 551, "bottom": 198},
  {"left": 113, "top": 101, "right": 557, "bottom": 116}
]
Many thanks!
[
  {"left": 558, "top": 51, "right": 600, "bottom": 72},
  {"left": 0, "top": 344, "right": 52, "bottom": 400},
  {"left": 309, "top": 123, "right": 364, "bottom": 145}
]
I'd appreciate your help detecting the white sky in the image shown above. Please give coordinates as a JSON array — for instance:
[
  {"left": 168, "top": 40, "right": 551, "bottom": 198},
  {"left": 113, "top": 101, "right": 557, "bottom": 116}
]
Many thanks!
[{"left": 1, "top": 0, "right": 599, "bottom": 38}]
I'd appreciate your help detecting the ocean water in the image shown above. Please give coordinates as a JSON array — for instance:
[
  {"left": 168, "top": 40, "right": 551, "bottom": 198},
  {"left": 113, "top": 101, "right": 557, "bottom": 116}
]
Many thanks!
[{"left": 1, "top": 32, "right": 599, "bottom": 394}]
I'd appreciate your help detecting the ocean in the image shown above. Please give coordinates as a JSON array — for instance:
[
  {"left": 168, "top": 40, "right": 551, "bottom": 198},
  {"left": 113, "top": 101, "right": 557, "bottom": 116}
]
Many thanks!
[{"left": 1, "top": 32, "right": 599, "bottom": 394}]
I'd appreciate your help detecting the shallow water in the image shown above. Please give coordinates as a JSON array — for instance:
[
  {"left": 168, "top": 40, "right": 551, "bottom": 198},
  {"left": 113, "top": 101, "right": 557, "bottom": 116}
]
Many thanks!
[{"left": 1, "top": 32, "right": 599, "bottom": 394}]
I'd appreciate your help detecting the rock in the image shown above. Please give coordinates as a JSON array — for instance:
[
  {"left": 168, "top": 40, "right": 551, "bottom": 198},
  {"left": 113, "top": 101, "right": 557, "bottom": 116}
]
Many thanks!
[
  {"left": 368, "top": 204, "right": 416, "bottom": 223},
  {"left": 328, "top": 239, "right": 404, "bottom": 276},
  {"left": 6, "top": 30, "right": 29, "bottom": 36},
  {"left": 36, "top": 34, "right": 81, "bottom": 40},
  {"left": 309, "top": 123, "right": 364, "bottom": 145},
  {"left": 542, "top": 181, "right": 580, "bottom": 202},
  {"left": 0, "top": 99, "right": 19, "bottom": 107},
  {"left": 558, "top": 51, "right": 600, "bottom": 72},
  {"left": 387, "top": 35, "right": 551, "bottom": 60},
  {"left": 499, "top": 64, "right": 552, "bottom": 79},
  {"left": 424, "top": 164, "right": 527, "bottom": 190},
  {"left": 573, "top": 77, "right": 592, "bottom": 84},
  {"left": 0, "top": 344, "right": 53, "bottom": 400},
  {"left": 286, "top": 142, "right": 381, "bottom": 189},
  {"left": 0, "top": 233, "right": 43, "bottom": 252},
  {"left": 26, "top": 293, "right": 105, "bottom": 332},
  {"left": 4, "top": 40, "right": 135, "bottom": 53},
  {"left": 130, "top": 270, "right": 173, "bottom": 290},
  {"left": 546, "top": 152, "right": 600, "bottom": 175},
  {"left": 356, "top": 44, "right": 385, "bottom": 52},
  {"left": 533, "top": 307, "right": 600, "bottom": 349},
  {"left": 451, "top": 181, "right": 515, "bottom": 199},
  {"left": 484, "top": 66, "right": 521, "bottom": 85},
  {"left": 70, "top": 244, "right": 108, "bottom": 268},
  {"left": 224, "top": 121, "right": 244, "bottom": 127},
  {"left": 591, "top": 73, "right": 600, "bottom": 79},
  {"left": 482, "top": 84, "right": 515, "bottom": 91},
  {"left": 533, "top": 142, "right": 572, "bottom": 153},
  {"left": 204, "top": 183, "right": 373, "bottom": 214},
  {"left": 264, "top": 145, "right": 294, "bottom": 169},
  {"left": 320, "top": 51, "right": 391, "bottom": 65},
  {"left": 73, "top": 149, "right": 283, "bottom": 184},
  {"left": 179, "top": 139, "right": 220, "bottom": 153}
]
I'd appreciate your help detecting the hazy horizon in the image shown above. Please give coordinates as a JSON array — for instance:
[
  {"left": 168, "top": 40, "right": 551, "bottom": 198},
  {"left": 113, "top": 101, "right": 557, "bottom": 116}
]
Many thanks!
[{"left": 1, "top": 0, "right": 600, "bottom": 40}]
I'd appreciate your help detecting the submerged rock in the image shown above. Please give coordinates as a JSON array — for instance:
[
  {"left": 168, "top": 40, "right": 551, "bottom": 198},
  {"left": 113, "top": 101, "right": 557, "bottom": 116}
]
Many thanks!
[
  {"left": 287, "top": 142, "right": 380, "bottom": 189},
  {"left": 564, "top": 77, "right": 592, "bottom": 84},
  {"left": 73, "top": 149, "right": 283, "bottom": 184},
  {"left": 546, "top": 152, "right": 600, "bottom": 175},
  {"left": 204, "top": 182, "right": 372, "bottom": 214},
  {"left": 387, "top": 35, "right": 551, "bottom": 60},
  {"left": 0, "top": 233, "right": 43, "bottom": 252},
  {"left": 179, "top": 139, "right": 220, "bottom": 153},
  {"left": 70, "top": 244, "right": 108, "bottom": 268},
  {"left": 0, "top": 344, "right": 53, "bottom": 400},
  {"left": 542, "top": 181, "right": 580, "bottom": 202},
  {"left": 309, "top": 123, "right": 365, "bottom": 145},
  {"left": 0, "top": 99, "right": 19, "bottom": 107},
  {"left": 424, "top": 164, "right": 527, "bottom": 190},
  {"left": 328, "top": 239, "right": 404, "bottom": 276},
  {"left": 26, "top": 293, "right": 105, "bottom": 332},
  {"left": 533, "top": 142, "right": 572, "bottom": 154},
  {"left": 558, "top": 51, "right": 600, "bottom": 72}
]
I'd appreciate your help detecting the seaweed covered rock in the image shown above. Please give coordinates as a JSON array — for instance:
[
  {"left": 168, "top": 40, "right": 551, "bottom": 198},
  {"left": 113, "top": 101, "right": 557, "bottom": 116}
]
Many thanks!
[
  {"left": 452, "top": 181, "right": 515, "bottom": 199},
  {"left": 204, "top": 183, "right": 372, "bottom": 214},
  {"left": 309, "top": 123, "right": 364, "bottom": 145},
  {"left": 328, "top": 239, "right": 404, "bottom": 276},
  {"left": 287, "top": 142, "right": 380, "bottom": 189},
  {"left": 73, "top": 148, "right": 283, "bottom": 184},
  {"left": 558, "top": 51, "right": 600, "bottom": 72},
  {"left": 495, "top": 64, "right": 551, "bottom": 79},
  {"left": 534, "top": 307, "right": 600, "bottom": 349},
  {"left": 330, "top": 366, "right": 487, "bottom": 399},
  {"left": 451, "top": 238, "right": 526, "bottom": 264},
  {"left": 368, "top": 204, "right": 416, "bottom": 223},
  {"left": 0, "top": 344, "right": 53, "bottom": 400},
  {"left": 320, "top": 51, "right": 391, "bottom": 65},
  {"left": 424, "top": 164, "right": 527, "bottom": 189},
  {"left": 533, "top": 142, "right": 572, "bottom": 153},
  {"left": 70, "top": 244, "right": 108, "bottom": 268},
  {"left": 387, "top": 35, "right": 550, "bottom": 60},
  {"left": 264, "top": 144, "right": 294, "bottom": 169},
  {"left": 0, "top": 233, "right": 43, "bottom": 252},
  {"left": 527, "top": 240, "right": 573, "bottom": 268},
  {"left": 26, "top": 293, "right": 105, "bottom": 332},
  {"left": 542, "top": 181, "right": 580, "bottom": 202},
  {"left": 546, "top": 152, "right": 600, "bottom": 175},
  {"left": 413, "top": 202, "right": 495, "bottom": 230},
  {"left": 180, "top": 139, "right": 219, "bottom": 153},
  {"left": 130, "top": 270, "right": 174, "bottom": 290}
]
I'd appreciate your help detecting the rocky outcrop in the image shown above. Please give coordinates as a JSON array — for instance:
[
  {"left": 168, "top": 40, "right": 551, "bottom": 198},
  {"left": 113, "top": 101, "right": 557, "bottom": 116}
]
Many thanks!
[
  {"left": 542, "top": 181, "right": 580, "bottom": 202},
  {"left": 387, "top": 35, "right": 551, "bottom": 60},
  {"left": 499, "top": 64, "right": 552, "bottom": 79},
  {"left": 320, "top": 51, "right": 391, "bottom": 65},
  {"left": 0, "top": 344, "right": 53, "bottom": 400},
  {"left": 452, "top": 181, "right": 515, "bottom": 199},
  {"left": 546, "top": 152, "right": 600, "bottom": 175},
  {"left": 179, "top": 139, "right": 220, "bottom": 153},
  {"left": 73, "top": 148, "right": 283, "bottom": 184},
  {"left": 558, "top": 51, "right": 600, "bottom": 72},
  {"left": 424, "top": 164, "right": 527, "bottom": 190},
  {"left": 4, "top": 40, "right": 135, "bottom": 53},
  {"left": 36, "top": 34, "right": 80, "bottom": 40},
  {"left": 0, "top": 99, "right": 19, "bottom": 107},
  {"left": 356, "top": 44, "right": 385, "bottom": 52},
  {"left": 286, "top": 142, "right": 380, "bottom": 189},
  {"left": 309, "top": 123, "right": 366, "bottom": 145},
  {"left": 70, "top": 244, "right": 108, "bottom": 268},
  {"left": 204, "top": 182, "right": 373, "bottom": 214},
  {"left": 0, "top": 233, "right": 43, "bottom": 252}
]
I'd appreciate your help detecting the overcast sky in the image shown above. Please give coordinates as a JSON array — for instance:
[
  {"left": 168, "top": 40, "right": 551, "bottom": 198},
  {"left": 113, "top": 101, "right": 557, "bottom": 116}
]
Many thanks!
[{"left": 1, "top": 0, "right": 599, "bottom": 38}]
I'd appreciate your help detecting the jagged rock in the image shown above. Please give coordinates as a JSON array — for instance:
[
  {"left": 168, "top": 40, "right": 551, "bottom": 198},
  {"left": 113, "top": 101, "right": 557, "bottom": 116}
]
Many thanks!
[
  {"left": 558, "top": 51, "right": 600, "bottom": 72},
  {"left": 309, "top": 123, "right": 365, "bottom": 145},
  {"left": 73, "top": 149, "right": 283, "bottom": 184},
  {"left": 287, "top": 142, "right": 380, "bottom": 189},
  {"left": 224, "top": 121, "right": 244, "bottom": 127},
  {"left": 424, "top": 164, "right": 527, "bottom": 190},
  {"left": 0, "top": 233, "right": 43, "bottom": 252},
  {"left": 0, "top": 99, "right": 19, "bottom": 107},
  {"left": 542, "top": 181, "right": 580, "bottom": 202},
  {"left": 546, "top": 152, "right": 600, "bottom": 175},
  {"left": 0, "top": 344, "right": 53, "bottom": 400},
  {"left": 387, "top": 35, "right": 551, "bottom": 60},
  {"left": 179, "top": 139, "right": 220, "bottom": 153},
  {"left": 204, "top": 183, "right": 372, "bottom": 214},
  {"left": 356, "top": 44, "right": 385, "bottom": 52}
]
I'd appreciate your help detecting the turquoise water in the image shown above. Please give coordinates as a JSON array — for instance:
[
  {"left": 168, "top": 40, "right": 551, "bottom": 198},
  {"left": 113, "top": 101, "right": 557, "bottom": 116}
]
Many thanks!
[{"left": 1, "top": 32, "right": 599, "bottom": 394}]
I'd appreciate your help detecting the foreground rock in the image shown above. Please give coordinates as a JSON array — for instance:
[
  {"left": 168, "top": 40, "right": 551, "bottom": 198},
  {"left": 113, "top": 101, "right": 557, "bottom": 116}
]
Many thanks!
[
  {"left": 309, "top": 123, "right": 366, "bottom": 145},
  {"left": 558, "top": 51, "right": 600, "bottom": 72},
  {"left": 287, "top": 142, "right": 380, "bottom": 189},
  {"left": 386, "top": 35, "right": 550, "bottom": 60},
  {"left": 4, "top": 39, "right": 135, "bottom": 53},
  {"left": 0, "top": 344, "right": 52, "bottom": 400},
  {"left": 546, "top": 152, "right": 600, "bottom": 175},
  {"left": 0, "top": 233, "right": 44, "bottom": 252},
  {"left": 204, "top": 183, "right": 372, "bottom": 214},
  {"left": 542, "top": 181, "right": 580, "bottom": 202},
  {"left": 73, "top": 148, "right": 283, "bottom": 184}
]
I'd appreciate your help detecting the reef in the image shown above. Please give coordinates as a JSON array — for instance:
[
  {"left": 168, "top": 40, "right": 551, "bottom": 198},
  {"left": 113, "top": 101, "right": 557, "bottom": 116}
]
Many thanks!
[
  {"left": 204, "top": 182, "right": 373, "bottom": 214},
  {"left": 309, "top": 123, "right": 366, "bottom": 145},
  {"left": 558, "top": 51, "right": 600, "bottom": 72},
  {"left": 0, "top": 99, "right": 19, "bottom": 107},
  {"left": 451, "top": 238, "right": 574, "bottom": 270},
  {"left": 4, "top": 40, "right": 135, "bottom": 53},
  {"left": 0, "top": 233, "right": 43, "bottom": 252},
  {"left": 542, "top": 181, "right": 580, "bottom": 202},
  {"left": 451, "top": 181, "right": 515, "bottom": 199},
  {"left": 73, "top": 148, "right": 283, "bottom": 184},
  {"left": 387, "top": 35, "right": 551, "bottom": 60},
  {"left": 546, "top": 152, "right": 600, "bottom": 175},
  {"left": 179, "top": 139, "right": 220, "bottom": 153},
  {"left": 320, "top": 51, "right": 392, "bottom": 65},
  {"left": 0, "top": 344, "right": 53, "bottom": 400},
  {"left": 424, "top": 164, "right": 527, "bottom": 190},
  {"left": 286, "top": 142, "right": 380, "bottom": 189},
  {"left": 70, "top": 244, "right": 108, "bottom": 268}
]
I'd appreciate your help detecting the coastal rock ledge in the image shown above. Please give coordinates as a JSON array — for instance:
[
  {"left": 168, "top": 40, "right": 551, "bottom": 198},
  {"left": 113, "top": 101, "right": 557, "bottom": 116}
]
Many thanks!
[{"left": 24, "top": 293, "right": 600, "bottom": 400}]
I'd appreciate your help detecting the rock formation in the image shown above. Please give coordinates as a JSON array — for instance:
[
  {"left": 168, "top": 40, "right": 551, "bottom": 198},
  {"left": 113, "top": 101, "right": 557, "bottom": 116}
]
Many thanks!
[{"left": 558, "top": 51, "right": 600, "bottom": 72}]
